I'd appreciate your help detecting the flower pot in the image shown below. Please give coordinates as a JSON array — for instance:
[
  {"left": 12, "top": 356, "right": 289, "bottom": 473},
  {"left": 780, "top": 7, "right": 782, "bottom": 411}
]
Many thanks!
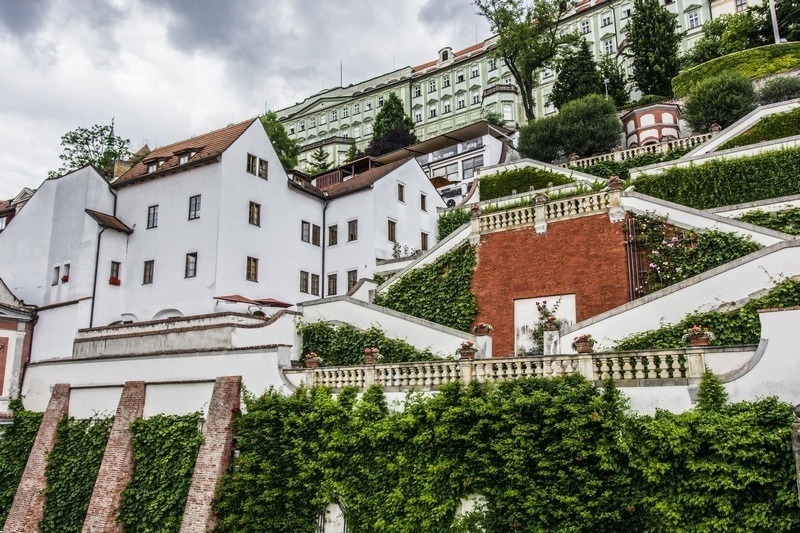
[
  {"left": 574, "top": 341, "right": 594, "bottom": 354},
  {"left": 305, "top": 359, "right": 320, "bottom": 368},
  {"left": 688, "top": 335, "right": 709, "bottom": 347},
  {"left": 543, "top": 322, "right": 560, "bottom": 332},
  {"left": 459, "top": 348, "right": 477, "bottom": 360},
  {"left": 365, "top": 353, "right": 380, "bottom": 365},
  {"left": 474, "top": 326, "right": 492, "bottom": 336}
]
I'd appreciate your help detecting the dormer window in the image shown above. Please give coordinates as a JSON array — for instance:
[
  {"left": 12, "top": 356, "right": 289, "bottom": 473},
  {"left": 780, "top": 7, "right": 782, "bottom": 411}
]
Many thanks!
[
  {"left": 442, "top": 50, "right": 449, "bottom": 61},
  {"left": 148, "top": 163, "right": 157, "bottom": 173},
  {"left": 179, "top": 154, "right": 189, "bottom": 165}
]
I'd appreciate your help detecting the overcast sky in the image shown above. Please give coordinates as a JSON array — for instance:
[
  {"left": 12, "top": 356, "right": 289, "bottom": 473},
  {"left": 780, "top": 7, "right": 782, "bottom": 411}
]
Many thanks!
[{"left": 0, "top": 0, "right": 490, "bottom": 199}]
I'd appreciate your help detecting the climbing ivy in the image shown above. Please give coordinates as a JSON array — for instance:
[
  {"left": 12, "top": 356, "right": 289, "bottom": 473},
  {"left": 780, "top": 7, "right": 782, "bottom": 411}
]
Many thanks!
[
  {"left": 118, "top": 413, "right": 204, "bottom": 533},
  {"left": 214, "top": 376, "right": 800, "bottom": 531},
  {"left": 299, "top": 322, "right": 440, "bottom": 366},
  {"left": 478, "top": 167, "right": 574, "bottom": 201},
  {"left": 437, "top": 209, "right": 470, "bottom": 240},
  {"left": 738, "top": 206, "right": 800, "bottom": 235},
  {"left": 374, "top": 243, "right": 478, "bottom": 332},
  {"left": 0, "top": 401, "right": 43, "bottom": 529},
  {"left": 614, "top": 277, "right": 800, "bottom": 350},
  {"left": 41, "top": 416, "right": 113, "bottom": 533},
  {"left": 719, "top": 107, "right": 800, "bottom": 151}
]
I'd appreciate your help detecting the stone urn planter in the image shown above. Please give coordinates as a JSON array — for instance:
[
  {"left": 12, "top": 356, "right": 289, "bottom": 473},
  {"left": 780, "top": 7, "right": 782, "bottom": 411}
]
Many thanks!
[
  {"left": 473, "top": 323, "right": 493, "bottom": 336},
  {"left": 304, "top": 352, "right": 321, "bottom": 368},
  {"left": 687, "top": 334, "right": 710, "bottom": 347},
  {"left": 573, "top": 341, "right": 594, "bottom": 354},
  {"left": 364, "top": 348, "right": 381, "bottom": 365},
  {"left": 682, "top": 326, "right": 714, "bottom": 348},
  {"left": 459, "top": 348, "right": 477, "bottom": 360}
]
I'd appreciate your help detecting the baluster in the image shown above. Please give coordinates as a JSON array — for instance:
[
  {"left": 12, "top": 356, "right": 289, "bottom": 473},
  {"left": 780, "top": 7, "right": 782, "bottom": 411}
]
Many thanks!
[
  {"left": 645, "top": 355, "right": 657, "bottom": 379},
  {"left": 671, "top": 354, "right": 683, "bottom": 378},
  {"left": 598, "top": 357, "right": 610, "bottom": 380},
  {"left": 622, "top": 357, "right": 634, "bottom": 380},
  {"left": 658, "top": 355, "right": 669, "bottom": 379},
  {"left": 634, "top": 357, "right": 645, "bottom": 379},
  {"left": 611, "top": 357, "right": 623, "bottom": 380}
]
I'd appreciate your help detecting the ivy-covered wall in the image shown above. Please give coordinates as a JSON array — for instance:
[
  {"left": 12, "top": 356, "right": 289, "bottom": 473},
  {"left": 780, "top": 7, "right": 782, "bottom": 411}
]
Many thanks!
[
  {"left": 719, "top": 107, "right": 800, "bottom": 151},
  {"left": 118, "top": 413, "right": 204, "bottom": 533},
  {"left": 479, "top": 167, "right": 574, "bottom": 201},
  {"left": 41, "top": 417, "right": 113, "bottom": 533},
  {"left": 437, "top": 209, "right": 470, "bottom": 240},
  {"left": 374, "top": 243, "right": 478, "bottom": 332},
  {"left": 738, "top": 207, "right": 800, "bottom": 235},
  {"left": 0, "top": 402, "right": 43, "bottom": 529},
  {"left": 214, "top": 376, "right": 800, "bottom": 532}
]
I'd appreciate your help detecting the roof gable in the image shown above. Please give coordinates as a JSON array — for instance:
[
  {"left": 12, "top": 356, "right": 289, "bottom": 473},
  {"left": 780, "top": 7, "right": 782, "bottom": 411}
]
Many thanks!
[{"left": 325, "top": 159, "right": 411, "bottom": 198}]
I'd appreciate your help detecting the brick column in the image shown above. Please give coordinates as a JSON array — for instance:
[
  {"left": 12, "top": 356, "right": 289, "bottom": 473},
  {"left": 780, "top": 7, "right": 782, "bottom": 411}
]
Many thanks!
[
  {"left": 82, "top": 381, "right": 145, "bottom": 533},
  {"left": 3, "top": 383, "right": 70, "bottom": 533},
  {"left": 180, "top": 376, "right": 242, "bottom": 533}
]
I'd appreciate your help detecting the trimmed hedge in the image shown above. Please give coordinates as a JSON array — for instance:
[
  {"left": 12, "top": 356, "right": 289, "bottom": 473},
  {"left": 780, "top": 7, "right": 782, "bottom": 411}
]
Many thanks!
[
  {"left": 437, "top": 208, "right": 470, "bottom": 240},
  {"left": 672, "top": 42, "right": 800, "bottom": 98},
  {"left": 479, "top": 167, "right": 574, "bottom": 201},
  {"left": 634, "top": 147, "right": 800, "bottom": 209},
  {"left": 738, "top": 206, "right": 800, "bottom": 235},
  {"left": 719, "top": 107, "right": 800, "bottom": 150},
  {"left": 0, "top": 402, "right": 43, "bottom": 529},
  {"left": 575, "top": 148, "right": 689, "bottom": 181}
]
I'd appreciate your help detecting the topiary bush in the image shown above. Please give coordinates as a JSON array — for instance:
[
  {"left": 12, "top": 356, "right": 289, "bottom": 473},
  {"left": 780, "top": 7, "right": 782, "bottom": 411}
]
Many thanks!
[
  {"left": 684, "top": 70, "right": 756, "bottom": 132},
  {"left": 0, "top": 402, "right": 43, "bottom": 529},
  {"left": 478, "top": 167, "right": 574, "bottom": 201},
  {"left": 738, "top": 206, "right": 800, "bottom": 235},
  {"left": 718, "top": 107, "right": 800, "bottom": 150},
  {"left": 517, "top": 114, "right": 561, "bottom": 163},
  {"left": 558, "top": 94, "right": 623, "bottom": 157},
  {"left": 758, "top": 75, "right": 800, "bottom": 105},
  {"left": 437, "top": 208, "right": 470, "bottom": 240}
]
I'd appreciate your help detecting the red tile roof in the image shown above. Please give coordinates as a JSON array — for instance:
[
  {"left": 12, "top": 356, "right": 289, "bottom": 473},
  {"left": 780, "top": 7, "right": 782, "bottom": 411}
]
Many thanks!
[
  {"left": 113, "top": 118, "right": 257, "bottom": 187},
  {"left": 324, "top": 159, "right": 411, "bottom": 198},
  {"left": 412, "top": 41, "right": 488, "bottom": 72},
  {"left": 85, "top": 209, "right": 134, "bottom": 234}
]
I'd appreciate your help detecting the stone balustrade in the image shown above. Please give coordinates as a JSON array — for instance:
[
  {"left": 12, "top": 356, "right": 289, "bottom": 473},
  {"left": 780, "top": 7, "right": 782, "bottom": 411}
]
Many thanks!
[
  {"left": 285, "top": 348, "right": 706, "bottom": 392},
  {"left": 564, "top": 133, "right": 716, "bottom": 169}
]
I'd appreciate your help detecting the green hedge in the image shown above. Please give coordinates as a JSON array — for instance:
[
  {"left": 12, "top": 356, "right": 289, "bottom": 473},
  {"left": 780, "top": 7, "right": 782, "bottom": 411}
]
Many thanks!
[
  {"left": 214, "top": 377, "right": 800, "bottom": 531},
  {"left": 0, "top": 402, "right": 43, "bottom": 529},
  {"left": 299, "top": 322, "right": 440, "bottom": 366},
  {"left": 437, "top": 208, "right": 470, "bottom": 240},
  {"left": 719, "top": 107, "right": 800, "bottom": 150},
  {"left": 119, "top": 414, "right": 204, "bottom": 533},
  {"left": 41, "top": 417, "right": 113, "bottom": 533},
  {"left": 634, "top": 147, "right": 800, "bottom": 209},
  {"left": 374, "top": 243, "right": 477, "bottom": 332},
  {"left": 478, "top": 167, "right": 574, "bottom": 201},
  {"left": 614, "top": 277, "right": 800, "bottom": 350},
  {"left": 575, "top": 148, "right": 689, "bottom": 181},
  {"left": 672, "top": 42, "right": 800, "bottom": 97},
  {"left": 738, "top": 206, "right": 800, "bottom": 235}
]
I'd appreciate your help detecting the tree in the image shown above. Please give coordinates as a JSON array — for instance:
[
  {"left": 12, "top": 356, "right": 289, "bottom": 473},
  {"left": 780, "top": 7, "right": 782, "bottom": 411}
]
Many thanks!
[
  {"left": 308, "top": 146, "right": 331, "bottom": 174},
  {"left": 549, "top": 39, "right": 603, "bottom": 110},
  {"left": 48, "top": 123, "right": 131, "bottom": 179},
  {"left": 627, "top": 0, "right": 681, "bottom": 96},
  {"left": 684, "top": 12, "right": 767, "bottom": 67},
  {"left": 259, "top": 111, "right": 300, "bottom": 169},
  {"left": 758, "top": 75, "right": 800, "bottom": 105},
  {"left": 684, "top": 71, "right": 756, "bottom": 132},
  {"left": 475, "top": 0, "right": 578, "bottom": 121},
  {"left": 364, "top": 93, "right": 417, "bottom": 157},
  {"left": 345, "top": 143, "right": 361, "bottom": 163},
  {"left": 482, "top": 109, "right": 506, "bottom": 127},
  {"left": 517, "top": 115, "right": 562, "bottom": 163},
  {"left": 598, "top": 55, "right": 630, "bottom": 107},
  {"left": 696, "top": 368, "right": 728, "bottom": 412},
  {"left": 755, "top": 0, "right": 800, "bottom": 43},
  {"left": 558, "top": 94, "right": 622, "bottom": 157}
]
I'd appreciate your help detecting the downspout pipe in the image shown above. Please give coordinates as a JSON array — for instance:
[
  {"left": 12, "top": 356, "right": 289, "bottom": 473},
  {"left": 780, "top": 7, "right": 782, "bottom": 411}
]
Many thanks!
[
  {"left": 89, "top": 226, "right": 106, "bottom": 328},
  {"left": 321, "top": 192, "right": 330, "bottom": 297}
]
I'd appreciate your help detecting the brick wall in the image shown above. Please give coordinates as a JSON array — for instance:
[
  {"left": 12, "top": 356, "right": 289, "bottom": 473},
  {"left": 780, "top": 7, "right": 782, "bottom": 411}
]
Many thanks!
[
  {"left": 472, "top": 214, "right": 630, "bottom": 356},
  {"left": 82, "top": 381, "right": 146, "bottom": 533},
  {"left": 3, "top": 383, "right": 70, "bottom": 532},
  {"left": 180, "top": 376, "right": 242, "bottom": 533}
]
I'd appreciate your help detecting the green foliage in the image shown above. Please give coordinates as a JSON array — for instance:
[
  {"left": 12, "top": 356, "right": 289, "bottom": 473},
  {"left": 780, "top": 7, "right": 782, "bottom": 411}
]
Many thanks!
[
  {"left": 260, "top": 111, "right": 300, "bottom": 169},
  {"left": 683, "top": 12, "right": 768, "bottom": 68},
  {"left": 41, "top": 417, "right": 113, "bottom": 533},
  {"left": 599, "top": 54, "right": 631, "bottom": 108},
  {"left": 479, "top": 166, "right": 575, "bottom": 200},
  {"left": 558, "top": 94, "right": 623, "bottom": 157},
  {"left": 614, "top": 277, "right": 800, "bottom": 350},
  {"left": 627, "top": 0, "right": 681, "bottom": 96},
  {"left": 758, "top": 75, "right": 800, "bottom": 105},
  {"left": 0, "top": 401, "right": 43, "bottom": 529},
  {"left": 575, "top": 148, "right": 689, "bottom": 181},
  {"left": 481, "top": 109, "right": 505, "bottom": 127},
  {"left": 673, "top": 42, "right": 800, "bottom": 98},
  {"left": 48, "top": 123, "right": 132, "bottom": 180},
  {"left": 119, "top": 413, "right": 204, "bottom": 533},
  {"left": 215, "top": 378, "right": 800, "bottom": 531},
  {"left": 308, "top": 146, "right": 331, "bottom": 174},
  {"left": 374, "top": 244, "right": 478, "bottom": 332},
  {"left": 696, "top": 369, "right": 728, "bottom": 412},
  {"left": 437, "top": 208, "right": 471, "bottom": 240},
  {"left": 634, "top": 147, "right": 800, "bottom": 209},
  {"left": 299, "top": 322, "right": 440, "bottom": 366},
  {"left": 684, "top": 71, "right": 757, "bottom": 133},
  {"left": 754, "top": 0, "right": 800, "bottom": 42},
  {"left": 719, "top": 107, "right": 800, "bottom": 150},
  {"left": 517, "top": 114, "right": 561, "bottom": 162},
  {"left": 619, "top": 94, "right": 670, "bottom": 111},
  {"left": 372, "top": 93, "right": 414, "bottom": 141},
  {"left": 738, "top": 206, "right": 800, "bottom": 235},
  {"left": 549, "top": 39, "right": 603, "bottom": 110}
]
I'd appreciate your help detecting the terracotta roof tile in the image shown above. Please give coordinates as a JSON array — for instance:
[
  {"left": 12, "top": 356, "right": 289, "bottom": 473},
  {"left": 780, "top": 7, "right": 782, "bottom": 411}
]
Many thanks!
[
  {"left": 325, "top": 159, "right": 410, "bottom": 198},
  {"left": 85, "top": 209, "right": 134, "bottom": 234},
  {"left": 412, "top": 41, "right": 488, "bottom": 72},
  {"left": 113, "top": 118, "right": 257, "bottom": 187}
]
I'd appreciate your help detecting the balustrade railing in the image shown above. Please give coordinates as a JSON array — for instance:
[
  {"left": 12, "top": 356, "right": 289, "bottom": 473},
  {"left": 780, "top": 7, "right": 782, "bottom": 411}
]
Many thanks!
[{"left": 564, "top": 133, "right": 715, "bottom": 169}]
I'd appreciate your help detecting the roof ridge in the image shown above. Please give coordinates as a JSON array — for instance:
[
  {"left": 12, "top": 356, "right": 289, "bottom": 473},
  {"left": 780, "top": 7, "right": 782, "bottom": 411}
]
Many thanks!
[{"left": 144, "top": 117, "right": 256, "bottom": 153}]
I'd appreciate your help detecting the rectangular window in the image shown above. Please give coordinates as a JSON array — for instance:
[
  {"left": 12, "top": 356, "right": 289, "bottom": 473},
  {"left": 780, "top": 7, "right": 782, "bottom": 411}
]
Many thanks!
[
  {"left": 388, "top": 219, "right": 397, "bottom": 242},
  {"left": 300, "top": 270, "right": 309, "bottom": 293},
  {"left": 342, "top": 107, "right": 349, "bottom": 118},
  {"left": 328, "top": 224, "right": 338, "bottom": 246},
  {"left": 365, "top": 123, "right": 373, "bottom": 135},
  {"left": 110, "top": 261, "right": 121, "bottom": 279},
  {"left": 462, "top": 155, "right": 484, "bottom": 180},
  {"left": 378, "top": 95, "right": 385, "bottom": 107},
  {"left": 471, "top": 66, "right": 479, "bottom": 78},
  {"left": 185, "top": 252, "right": 197, "bottom": 278},
  {"left": 320, "top": 114, "right": 326, "bottom": 125},
  {"left": 347, "top": 219, "right": 358, "bottom": 241},
  {"left": 603, "top": 39, "right": 615, "bottom": 55},
  {"left": 311, "top": 274, "right": 320, "bottom": 296},
  {"left": 447, "top": 163, "right": 459, "bottom": 181},
  {"left": 429, "top": 107, "right": 437, "bottom": 118},
  {"left": 397, "top": 183, "right": 405, "bottom": 202},
  {"left": 688, "top": 11, "right": 700, "bottom": 29},
  {"left": 299, "top": 120, "right": 305, "bottom": 131},
  {"left": 365, "top": 100, "right": 372, "bottom": 111},
  {"left": 353, "top": 125, "right": 361, "bottom": 138},
  {"left": 415, "top": 110, "right": 423, "bottom": 123},
  {"left": 310, "top": 117, "right": 316, "bottom": 128},
  {"left": 301, "top": 220, "right": 311, "bottom": 242},
  {"left": 621, "top": 4, "right": 631, "bottom": 18},
  {"left": 61, "top": 263, "right": 70, "bottom": 283},
  {"left": 51, "top": 265, "right": 60, "bottom": 286},
  {"left": 258, "top": 158, "right": 268, "bottom": 179},
  {"left": 428, "top": 80, "right": 436, "bottom": 93},
  {"left": 188, "top": 195, "right": 201, "bottom": 220},
  {"left": 442, "top": 74, "right": 451, "bottom": 88},
  {"left": 354, "top": 103, "right": 360, "bottom": 114},
  {"left": 601, "top": 13, "right": 612, "bottom": 26},
  {"left": 312, "top": 224, "right": 321, "bottom": 246},
  {"left": 443, "top": 100, "right": 452, "bottom": 113},
  {"left": 457, "top": 96, "right": 466, "bottom": 109},
  {"left": 414, "top": 85, "right": 421, "bottom": 97},
  {"left": 489, "top": 58, "right": 497, "bottom": 70},
  {"left": 143, "top": 260, "right": 154, "bottom": 285},
  {"left": 472, "top": 91, "right": 481, "bottom": 105},
  {"left": 503, "top": 103, "right": 513, "bottom": 121},
  {"left": 420, "top": 193, "right": 427, "bottom": 212},
  {"left": 249, "top": 201, "right": 261, "bottom": 226},
  {"left": 179, "top": 154, "right": 189, "bottom": 165},
  {"left": 421, "top": 232, "right": 429, "bottom": 251},
  {"left": 289, "top": 125, "right": 295, "bottom": 135},
  {"left": 147, "top": 205, "right": 158, "bottom": 229},
  {"left": 581, "top": 20, "right": 591, "bottom": 34},
  {"left": 456, "top": 71, "right": 465, "bottom": 83},
  {"left": 331, "top": 110, "right": 338, "bottom": 121},
  {"left": 246, "top": 257, "right": 258, "bottom": 282},
  {"left": 735, "top": 0, "right": 747, "bottom": 11},
  {"left": 247, "top": 153, "right": 257, "bottom": 174},
  {"left": 327, "top": 274, "right": 338, "bottom": 296},
  {"left": 347, "top": 269, "right": 358, "bottom": 290}
]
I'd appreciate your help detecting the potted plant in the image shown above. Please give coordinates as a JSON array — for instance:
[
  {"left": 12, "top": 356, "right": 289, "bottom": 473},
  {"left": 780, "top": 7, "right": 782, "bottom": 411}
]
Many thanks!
[
  {"left": 304, "top": 352, "right": 322, "bottom": 368},
  {"left": 543, "top": 315, "right": 561, "bottom": 331},
  {"left": 472, "top": 323, "right": 493, "bottom": 336},
  {"left": 364, "top": 347, "right": 382, "bottom": 365},
  {"left": 682, "top": 325, "right": 715, "bottom": 347},
  {"left": 109, "top": 276, "right": 121, "bottom": 286},
  {"left": 458, "top": 340, "right": 477, "bottom": 360},
  {"left": 572, "top": 334, "right": 596, "bottom": 354},
  {"left": 61, "top": 274, "right": 69, "bottom": 283}
]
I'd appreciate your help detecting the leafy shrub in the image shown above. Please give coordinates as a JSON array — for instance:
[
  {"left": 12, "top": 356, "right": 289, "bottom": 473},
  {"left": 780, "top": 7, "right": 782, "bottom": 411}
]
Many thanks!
[
  {"left": 437, "top": 208, "right": 470, "bottom": 240},
  {"left": 684, "top": 71, "right": 756, "bottom": 132},
  {"left": 618, "top": 94, "right": 669, "bottom": 111},
  {"left": 299, "top": 322, "right": 440, "bottom": 366},
  {"left": 758, "top": 75, "right": 800, "bottom": 104},
  {"left": 682, "top": 12, "right": 768, "bottom": 68},
  {"left": 738, "top": 206, "right": 800, "bottom": 235},
  {"left": 673, "top": 42, "right": 800, "bottom": 98},
  {"left": 0, "top": 402, "right": 43, "bottom": 529},
  {"left": 374, "top": 244, "right": 478, "bottom": 332},
  {"left": 558, "top": 94, "right": 622, "bottom": 157},
  {"left": 119, "top": 414, "right": 204, "bottom": 533},
  {"left": 634, "top": 147, "right": 800, "bottom": 209},
  {"left": 575, "top": 148, "right": 689, "bottom": 181},
  {"left": 478, "top": 167, "right": 574, "bottom": 201},
  {"left": 517, "top": 115, "right": 561, "bottom": 163},
  {"left": 719, "top": 107, "right": 800, "bottom": 150},
  {"left": 614, "top": 277, "right": 800, "bottom": 350},
  {"left": 41, "top": 417, "right": 113, "bottom": 533}
]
